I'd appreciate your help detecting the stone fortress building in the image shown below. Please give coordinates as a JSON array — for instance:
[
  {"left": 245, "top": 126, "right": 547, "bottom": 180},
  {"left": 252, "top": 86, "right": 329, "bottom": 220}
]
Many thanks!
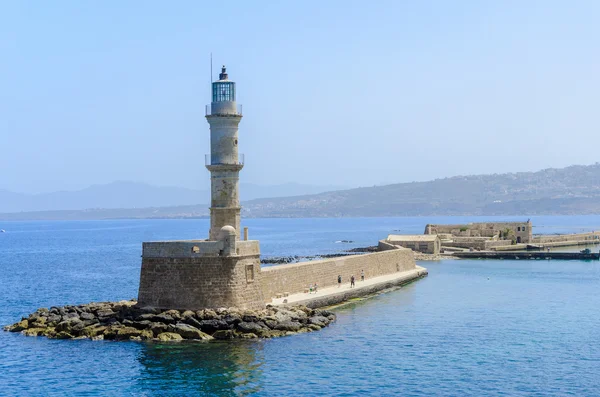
[
  {"left": 137, "top": 65, "right": 423, "bottom": 311},
  {"left": 423, "top": 220, "right": 532, "bottom": 251}
]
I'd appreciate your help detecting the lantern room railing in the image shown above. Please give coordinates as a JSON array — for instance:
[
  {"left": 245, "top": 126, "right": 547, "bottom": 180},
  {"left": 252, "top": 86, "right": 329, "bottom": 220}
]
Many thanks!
[{"left": 205, "top": 104, "right": 243, "bottom": 116}]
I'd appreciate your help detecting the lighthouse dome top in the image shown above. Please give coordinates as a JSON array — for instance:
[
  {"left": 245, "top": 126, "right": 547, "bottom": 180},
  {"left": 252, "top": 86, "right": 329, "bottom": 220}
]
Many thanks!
[{"left": 217, "top": 65, "right": 230, "bottom": 82}]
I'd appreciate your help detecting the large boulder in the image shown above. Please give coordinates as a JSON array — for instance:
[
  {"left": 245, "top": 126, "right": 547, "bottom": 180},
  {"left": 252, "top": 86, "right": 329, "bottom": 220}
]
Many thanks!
[
  {"left": 7, "top": 320, "right": 28, "bottom": 332},
  {"left": 46, "top": 314, "right": 62, "bottom": 326},
  {"left": 53, "top": 331, "right": 73, "bottom": 339},
  {"left": 182, "top": 316, "right": 204, "bottom": 329},
  {"left": 275, "top": 321, "right": 302, "bottom": 332},
  {"left": 150, "top": 323, "right": 168, "bottom": 337},
  {"left": 236, "top": 322, "right": 264, "bottom": 334},
  {"left": 80, "top": 312, "right": 95, "bottom": 321},
  {"left": 56, "top": 318, "right": 83, "bottom": 333},
  {"left": 81, "top": 325, "right": 107, "bottom": 338},
  {"left": 156, "top": 332, "right": 183, "bottom": 342},
  {"left": 114, "top": 327, "right": 143, "bottom": 340},
  {"left": 308, "top": 316, "right": 330, "bottom": 327},
  {"left": 212, "top": 330, "right": 236, "bottom": 340},
  {"left": 152, "top": 314, "right": 176, "bottom": 324},
  {"left": 23, "top": 328, "right": 46, "bottom": 336},
  {"left": 131, "top": 320, "right": 152, "bottom": 330},
  {"left": 168, "top": 323, "right": 213, "bottom": 340},
  {"left": 197, "top": 319, "right": 229, "bottom": 334}
]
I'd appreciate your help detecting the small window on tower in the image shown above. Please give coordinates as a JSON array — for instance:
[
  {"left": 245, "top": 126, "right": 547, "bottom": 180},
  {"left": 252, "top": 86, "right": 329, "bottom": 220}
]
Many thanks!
[{"left": 246, "top": 265, "right": 255, "bottom": 283}]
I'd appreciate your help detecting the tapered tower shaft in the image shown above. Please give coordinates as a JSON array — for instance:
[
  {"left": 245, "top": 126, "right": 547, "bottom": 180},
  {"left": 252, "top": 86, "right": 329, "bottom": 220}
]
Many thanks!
[{"left": 206, "top": 66, "right": 243, "bottom": 240}]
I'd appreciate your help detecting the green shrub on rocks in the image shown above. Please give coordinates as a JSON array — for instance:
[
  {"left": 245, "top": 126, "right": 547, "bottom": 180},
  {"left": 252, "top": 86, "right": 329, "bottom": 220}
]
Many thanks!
[{"left": 3, "top": 300, "right": 336, "bottom": 342}]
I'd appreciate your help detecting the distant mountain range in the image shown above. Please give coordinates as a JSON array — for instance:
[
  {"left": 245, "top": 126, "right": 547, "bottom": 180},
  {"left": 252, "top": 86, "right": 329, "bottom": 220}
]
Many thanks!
[
  {"left": 0, "top": 181, "right": 345, "bottom": 213},
  {"left": 241, "top": 163, "right": 600, "bottom": 217},
  {"left": 2, "top": 163, "right": 600, "bottom": 220}
]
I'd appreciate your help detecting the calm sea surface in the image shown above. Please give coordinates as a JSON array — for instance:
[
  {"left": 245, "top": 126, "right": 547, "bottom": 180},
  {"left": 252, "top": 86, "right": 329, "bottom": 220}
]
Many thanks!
[{"left": 2, "top": 216, "right": 600, "bottom": 396}]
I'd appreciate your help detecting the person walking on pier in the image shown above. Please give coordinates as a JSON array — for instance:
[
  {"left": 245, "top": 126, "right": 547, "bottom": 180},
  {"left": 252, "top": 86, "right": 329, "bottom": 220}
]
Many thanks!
[
  {"left": 350, "top": 275, "right": 355, "bottom": 288},
  {"left": 338, "top": 275, "right": 342, "bottom": 288},
  {"left": 361, "top": 270, "right": 365, "bottom": 282}
]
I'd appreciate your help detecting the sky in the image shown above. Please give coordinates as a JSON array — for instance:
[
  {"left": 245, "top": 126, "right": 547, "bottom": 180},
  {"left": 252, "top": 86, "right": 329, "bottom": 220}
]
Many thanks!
[{"left": 1, "top": 1, "right": 599, "bottom": 194}]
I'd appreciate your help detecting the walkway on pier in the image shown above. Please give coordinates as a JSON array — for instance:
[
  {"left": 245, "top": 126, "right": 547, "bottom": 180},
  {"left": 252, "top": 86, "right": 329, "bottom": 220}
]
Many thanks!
[{"left": 271, "top": 266, "right": 428, "bottom": 308}]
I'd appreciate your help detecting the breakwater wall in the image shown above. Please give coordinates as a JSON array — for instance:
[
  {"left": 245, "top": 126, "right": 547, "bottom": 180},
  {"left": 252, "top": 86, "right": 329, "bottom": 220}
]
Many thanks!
[
  {"left": 260, "top": 248, "right": 415, "bottom": 302},
  {"left": 454, "top": 251, "right": 600, "bottom": 260},
  {"left": 532, "top": 232, "right": 600, "bottom": 244}
]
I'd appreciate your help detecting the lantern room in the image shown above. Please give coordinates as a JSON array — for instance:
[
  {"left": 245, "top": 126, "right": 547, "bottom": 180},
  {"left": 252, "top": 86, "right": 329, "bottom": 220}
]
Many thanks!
[{"left": 212, "top": 66, "right": 236, "bottom": 103}]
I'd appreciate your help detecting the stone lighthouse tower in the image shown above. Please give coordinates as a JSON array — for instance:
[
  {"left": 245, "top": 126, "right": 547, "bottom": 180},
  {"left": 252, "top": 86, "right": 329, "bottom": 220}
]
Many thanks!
[{"left": 206, "top": 66, "right": 243, "bottom": 240}]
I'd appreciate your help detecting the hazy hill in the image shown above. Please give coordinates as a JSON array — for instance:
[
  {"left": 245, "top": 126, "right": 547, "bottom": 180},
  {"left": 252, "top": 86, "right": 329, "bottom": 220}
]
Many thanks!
[
  {"left": 0, "top": 181, "right": 345, "bottom": 213},
  {"left": 240, "top": 163, "right": 600, "bottom": 217},
  {"left": 2, "top": 163, "right": 600, "bottom": 220}
]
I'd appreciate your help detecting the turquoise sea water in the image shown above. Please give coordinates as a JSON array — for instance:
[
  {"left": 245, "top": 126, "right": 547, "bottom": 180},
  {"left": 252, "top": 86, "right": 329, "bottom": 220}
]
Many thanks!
[{"left": 2, "top": 216, "right": 600, "bottom": 396}]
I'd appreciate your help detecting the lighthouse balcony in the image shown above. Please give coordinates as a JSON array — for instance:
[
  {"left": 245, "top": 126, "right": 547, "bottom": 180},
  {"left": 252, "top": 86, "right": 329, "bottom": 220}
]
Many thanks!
[
  {"left": 205, "top": 103, "right": 243, "bottom": 117},
  {"left": 205, "top": 154, "right": 245, "bottom": 166}
]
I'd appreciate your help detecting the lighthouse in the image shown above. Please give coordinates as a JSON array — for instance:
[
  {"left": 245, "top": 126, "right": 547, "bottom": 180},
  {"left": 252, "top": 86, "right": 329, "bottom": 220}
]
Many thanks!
[{"left": 206, "top": 66, "right": 243, "bottom": 240}]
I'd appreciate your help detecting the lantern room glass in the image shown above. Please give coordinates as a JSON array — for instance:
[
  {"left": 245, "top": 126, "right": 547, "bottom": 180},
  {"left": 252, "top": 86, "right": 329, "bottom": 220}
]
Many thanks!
[{"left": 212, "top": 82, "right": 236, "bottom": 102}]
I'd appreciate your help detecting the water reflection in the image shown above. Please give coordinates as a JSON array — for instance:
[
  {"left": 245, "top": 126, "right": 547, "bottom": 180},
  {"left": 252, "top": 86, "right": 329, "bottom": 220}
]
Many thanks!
[{"left": 136, "top": 340, "right": 265, "bottom": 396}]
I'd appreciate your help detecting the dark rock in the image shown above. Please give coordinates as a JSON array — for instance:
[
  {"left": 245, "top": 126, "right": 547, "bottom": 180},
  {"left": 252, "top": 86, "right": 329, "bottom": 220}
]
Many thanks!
[
  {"left": 264, "top": 320, "right": 278, "bottom": 329},
  {"left": 197, "top": 319, "right": 230, "bottom": 334},
  {"left": 242, "top": 315, "right": 259, "bottom": 323},
  {"left": 150, "top": 323, "right": 168, "bottom": 337},
  {"left": 131, "top": 320, "right": 153, "bottom": 330},
  {"left": 7, "top": 320, "right": 28, "bottom": 332},
  {"left": 102, "top": 317, "right": 120, "bottom": 326},
  {"left": 53, "top": 331, "right": 73, "bottom": 339},
  {"left": 308, "top": 316, "right": 330, "bottom": 327},
  {"left": 97, "top": 310, "right": 116, "bottom": 321},
  {"left": 168, "top": 323, "right": 213, "bottom": 340},
  {"left": 46, "top": 314, "right": 61, "bottom": 325},
  {"left": 56, "top": 319, "right": 82, "bottom": 333},
  {"left": 224, "top": 314, "right": 242, "bottom": 325},
  {"left": 82, "top": 319, "right": 99, "bottom": 327},
  {"left": 275, "top": 321, "right": 302, "bottom": 332},
  {"left": 61, "top": 312, "right": 80, "bottom": 321},
  {"left": 212, "top": 330, "right": 236, "bottom": 340},
  {"left": 236, "top": 322, "right": 264, "bottom": 334},
  {"left": 80, "top": 312, "right": 95, "bottom": 321},
  {"left": 182, "top": 316, "right": 204, "bottom": 329},
  {"left": 135, "top": 313, "right": 155, "bottom": 322},
  {"left": 135, "top": 306, "right": 160, "bottom": 315},
  {"left": 152, "top": 314, "right": 175, "bottom": 324}
]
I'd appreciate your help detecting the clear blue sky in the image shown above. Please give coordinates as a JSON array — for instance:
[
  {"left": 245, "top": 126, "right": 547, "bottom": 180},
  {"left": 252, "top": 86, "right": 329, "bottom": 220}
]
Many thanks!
[{"left": 1, "top": 1, "right": 599, "bottom": 193}]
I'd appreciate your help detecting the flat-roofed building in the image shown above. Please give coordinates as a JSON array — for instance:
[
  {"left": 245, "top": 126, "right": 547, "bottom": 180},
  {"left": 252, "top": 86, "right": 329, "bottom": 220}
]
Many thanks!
[{"left": 386, "top": 235, "right": 441, "bottom": 255}]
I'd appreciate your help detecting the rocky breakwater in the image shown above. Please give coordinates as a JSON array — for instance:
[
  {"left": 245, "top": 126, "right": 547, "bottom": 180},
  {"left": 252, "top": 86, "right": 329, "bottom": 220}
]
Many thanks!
[{"left": 3, "top": 300, "right": 336, "bottom": 342}]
